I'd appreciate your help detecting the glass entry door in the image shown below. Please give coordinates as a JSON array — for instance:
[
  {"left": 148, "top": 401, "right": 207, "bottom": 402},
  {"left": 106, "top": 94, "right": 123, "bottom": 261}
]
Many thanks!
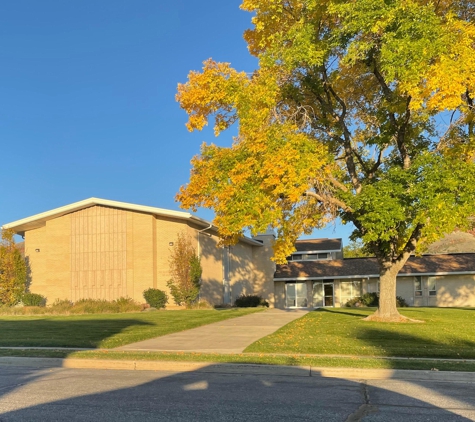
[
  {"left": 285, "top": 283, "right": 308, "bottom": 308},
  {"left": 312, "top": 282, "right": 334, "bottom": 307},
  {"left": 323, "top": 283, "right": 334, "bottom": 307}
]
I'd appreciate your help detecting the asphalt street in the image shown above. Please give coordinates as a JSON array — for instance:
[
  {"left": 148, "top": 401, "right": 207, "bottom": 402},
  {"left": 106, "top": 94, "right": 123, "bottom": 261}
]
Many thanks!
[{"left": 1, "top": 362, "right": 475, "bottom": 421}]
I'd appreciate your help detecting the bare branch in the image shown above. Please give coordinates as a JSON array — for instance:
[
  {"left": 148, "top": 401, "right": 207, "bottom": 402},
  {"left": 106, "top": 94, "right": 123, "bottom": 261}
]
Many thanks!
[{"left": 304, "top": 190, "right": 353, "bottom": 213}]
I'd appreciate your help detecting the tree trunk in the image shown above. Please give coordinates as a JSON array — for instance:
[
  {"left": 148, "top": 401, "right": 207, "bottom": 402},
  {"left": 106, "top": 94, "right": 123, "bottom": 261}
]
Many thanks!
[{"left": 364, "top": 265, "right": 408, "bottom": 322}]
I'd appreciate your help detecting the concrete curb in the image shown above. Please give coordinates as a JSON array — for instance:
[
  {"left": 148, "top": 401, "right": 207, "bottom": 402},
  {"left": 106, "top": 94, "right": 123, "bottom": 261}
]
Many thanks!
[{"left": 1, "top": 357, "right": 475, "bottom": 382}]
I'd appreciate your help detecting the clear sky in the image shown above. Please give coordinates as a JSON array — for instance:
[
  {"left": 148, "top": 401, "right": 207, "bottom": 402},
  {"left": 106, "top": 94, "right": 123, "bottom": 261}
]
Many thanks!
[{"left": 0, "top": 0, "right": 353, "bottom": 244}]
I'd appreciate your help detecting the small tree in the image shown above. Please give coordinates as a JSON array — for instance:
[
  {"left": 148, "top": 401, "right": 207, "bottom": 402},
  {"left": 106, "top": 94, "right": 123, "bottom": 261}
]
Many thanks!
[
  {"left": 0, "top": 229, "right": 27, "bottom": 306},
  {"left": 166, "top": 232, "right": 202, "bottom": 308}
]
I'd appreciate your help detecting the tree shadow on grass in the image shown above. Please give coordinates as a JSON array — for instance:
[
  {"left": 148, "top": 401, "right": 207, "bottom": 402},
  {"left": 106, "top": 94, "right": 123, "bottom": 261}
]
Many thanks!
[
  {"left": 0, "top": 318, "right": 153, "bottom": 348},
  {"left": 318, "top": 308, "right": 373, "bottom": 318},
  {"left": 349, "top": 325, "right": 475, "bottom": 359},
  {"left": 319, "top": 308, "right": 475, "bottom": 359}
]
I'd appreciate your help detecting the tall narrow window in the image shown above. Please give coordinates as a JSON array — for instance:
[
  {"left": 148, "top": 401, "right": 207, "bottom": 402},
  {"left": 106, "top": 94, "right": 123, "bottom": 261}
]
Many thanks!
[
  {"left": 414, "top": 277, "right": 422, "bottom": 296},
  {"left": 428, "top": 277, "right": 437, "bottom": 296}
]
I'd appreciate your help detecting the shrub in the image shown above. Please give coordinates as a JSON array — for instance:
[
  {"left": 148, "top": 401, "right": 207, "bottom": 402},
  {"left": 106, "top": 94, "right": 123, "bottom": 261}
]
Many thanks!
[
  {"left": 360, "top": 292, "right": 379, "bottom": 307},
  {"left": 166, "top": 232, "right": 202, "bottom": 308},
  {"left": 235, "top": 294, "right": 268, "bottom": 308},
  {"left": 143, "top": 288, "right": 168, "bottom": 309},
  {"left": 113, "top": 297, "right": 142, "bottom": 312},
  {"left": 344, "top": 297, "right": 363, "bottom": 307},
  {"left": 50, "top": 299, "right": 73, "bottom": 313},
  {"left": 21, "top": 293, "right": 46, "bottom": 307},
  {"left": 396, "top": 296, "right": 409, "bottom": 307},
  {"left": 346, "top": 293, "right": 408, "bottom": 308}
]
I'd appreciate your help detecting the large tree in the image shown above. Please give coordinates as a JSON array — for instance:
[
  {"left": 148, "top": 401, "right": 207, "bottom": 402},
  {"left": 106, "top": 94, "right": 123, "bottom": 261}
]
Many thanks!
[{"left": 176, "top": 0, "right": 475, "bottom": 321}]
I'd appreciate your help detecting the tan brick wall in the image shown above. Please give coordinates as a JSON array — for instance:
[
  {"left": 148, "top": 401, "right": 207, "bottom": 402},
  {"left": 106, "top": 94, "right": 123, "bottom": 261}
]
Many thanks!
[
  {"left": 23, "top": 205, "right": 275, "bottom": 307},
  {"left": 195, "top": 232, "right": 222, "bottom": 305},
  {"left": 70, "top": 206, "right": 128, "bottom": 301},
  {"left": 129, "top": 211, "right": 155, "bottom": 301},
  {"left": 229, "top": 242, "right": 254, "bottom": 303},
  {"left": 252, "top": 234, "right": 276, "bottom": 305},
  {"left": 25, "top": 215, "right": 72, "bottom": 303}
]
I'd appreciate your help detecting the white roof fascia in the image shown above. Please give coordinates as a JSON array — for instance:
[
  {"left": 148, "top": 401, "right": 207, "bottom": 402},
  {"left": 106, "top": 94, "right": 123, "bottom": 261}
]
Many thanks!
[
  {"left": 274, "top": 271, "right": 475, "bottom": 281},
  {"left": 398, "top": 271, "right": 475, "bottom": 277},
  {"left": 274, "top": 275, "right": 380, "bottom": 281},
  {"left": 2, "top": 198, "right": 195, "bottom": 231}
]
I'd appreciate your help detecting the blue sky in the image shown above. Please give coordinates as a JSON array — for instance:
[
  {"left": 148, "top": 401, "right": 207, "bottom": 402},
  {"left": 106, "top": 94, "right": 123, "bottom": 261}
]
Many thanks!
[{"left": 0, "top": 0, "right": 353, "bottom": 244}]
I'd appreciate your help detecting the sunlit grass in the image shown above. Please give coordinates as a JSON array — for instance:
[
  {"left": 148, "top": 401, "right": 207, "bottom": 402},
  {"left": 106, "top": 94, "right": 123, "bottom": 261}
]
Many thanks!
[
  {"left": 1, "top": 349, "right": 474, "bottom": 372},
  {"left": 245, "top": 307, "right": 475, "bottom": 359}
]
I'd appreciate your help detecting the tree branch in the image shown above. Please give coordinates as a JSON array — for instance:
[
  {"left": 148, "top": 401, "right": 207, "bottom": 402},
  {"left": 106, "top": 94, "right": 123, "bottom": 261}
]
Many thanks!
[
  {"left": 321, "top": 68, "right": 361, "bottom": 193},
  {"left": 304, "top": 190, "right": 353, "bottom": 213}
]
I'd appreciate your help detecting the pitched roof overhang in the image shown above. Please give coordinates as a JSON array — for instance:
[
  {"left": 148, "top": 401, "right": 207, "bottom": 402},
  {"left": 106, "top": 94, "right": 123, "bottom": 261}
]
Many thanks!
[
  {"left": 293, "top": 238, "right": 342, "bottom": 253},
  {"left": 2, "top": 197, "right": 263, "bottom": 246},
  {"left": 274, "top": 253, "right": 475, "bottom": 280}
]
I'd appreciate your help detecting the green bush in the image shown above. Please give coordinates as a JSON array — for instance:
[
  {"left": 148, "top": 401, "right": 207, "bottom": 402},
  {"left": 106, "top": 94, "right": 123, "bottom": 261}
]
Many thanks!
[
  {"left": 143, "top": 288, "right": 168, "bottom": 309},
  {"left": 346, "top": 293, "right": 409, "bottom": 308},
  {"left": 396, "top": 296, "right": 409, "bottom": 307},
  {"left": 344, "top": 297, "right": 363, "bottom": 307},
  {"left": 343, "top": 293, "right": 379, "bottom": 307},
  {"left": 50, "top": 299, "right": 74, "bottom": 313},
  {"left": 21, "top": 293, "right": 46, "bottom": 307},
  {"left": 360, "top": 292, "right": 379, "bottom": 307},
  {"left": 235, "top": 294, "right": 269, "bottom": 308}
]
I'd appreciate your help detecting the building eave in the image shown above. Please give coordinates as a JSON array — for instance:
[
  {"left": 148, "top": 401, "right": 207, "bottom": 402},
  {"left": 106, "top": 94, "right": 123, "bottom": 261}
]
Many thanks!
[
  {"left": 2, "top": 197, "right": 262, "bottom": 246},
  {"left": 274, "top": 271, "right": 475, "bottom": 282}
]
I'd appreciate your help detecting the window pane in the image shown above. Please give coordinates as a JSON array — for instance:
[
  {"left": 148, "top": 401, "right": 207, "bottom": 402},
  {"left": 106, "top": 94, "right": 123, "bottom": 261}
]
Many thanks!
[
  {"left": 414, "top": 279, "right": 422, "bottom": 290},
  {"left": 286, "top": 284, "right": 296, "bottom": 307},
  {"left": 313, "top": 283, "right": 323, "bottom": 307}
]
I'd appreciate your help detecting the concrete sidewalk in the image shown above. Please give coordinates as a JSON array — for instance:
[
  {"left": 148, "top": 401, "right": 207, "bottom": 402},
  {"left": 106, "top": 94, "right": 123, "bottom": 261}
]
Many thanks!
[{"left": 117, "top": 308, "right": 308, "bottom": 354}]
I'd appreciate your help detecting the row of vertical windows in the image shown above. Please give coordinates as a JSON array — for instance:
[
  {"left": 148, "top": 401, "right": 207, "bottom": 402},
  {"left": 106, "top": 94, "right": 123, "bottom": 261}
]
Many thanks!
[
  {"left": 415, "top": 276, "right": 437, "bottom": 296},
  {"left": 288, "top": 252, "right": 329, "bottom": 261}
]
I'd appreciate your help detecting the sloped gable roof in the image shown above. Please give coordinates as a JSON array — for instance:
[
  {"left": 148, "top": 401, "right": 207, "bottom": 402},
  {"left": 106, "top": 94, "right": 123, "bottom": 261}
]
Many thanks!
[
  {"left": 2, "top": 198, "right": 263, "bottom": 246},
  {"left": 293, "top": 238, "right": 342, "bottom": 253},
  {"left": 275, "top": 253, "right": 475, "bottom": 280}
]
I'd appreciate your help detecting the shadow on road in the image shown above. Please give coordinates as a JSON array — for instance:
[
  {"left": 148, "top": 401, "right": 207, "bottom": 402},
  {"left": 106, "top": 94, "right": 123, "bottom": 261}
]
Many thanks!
[{"left": 0, "top": 361, "right": 474, "bottom": 421}]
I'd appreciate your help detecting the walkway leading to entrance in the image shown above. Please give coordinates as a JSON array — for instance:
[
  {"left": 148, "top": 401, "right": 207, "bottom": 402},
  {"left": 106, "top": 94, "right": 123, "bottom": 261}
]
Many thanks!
[{"left": 117, "top": 309, "right": 308, "bottom": 354}]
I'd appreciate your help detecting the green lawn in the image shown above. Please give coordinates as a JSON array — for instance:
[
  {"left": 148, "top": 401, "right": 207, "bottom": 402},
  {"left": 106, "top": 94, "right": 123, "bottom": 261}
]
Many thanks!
[
  {"left": 1, "top": 348, "right": 475, "bottom": 372},
  {"left": 245, "top": 307, "right": 475, "bottom": 359},
  {"left": 0, "top": 308, "right": 263, "bottom": 348}
]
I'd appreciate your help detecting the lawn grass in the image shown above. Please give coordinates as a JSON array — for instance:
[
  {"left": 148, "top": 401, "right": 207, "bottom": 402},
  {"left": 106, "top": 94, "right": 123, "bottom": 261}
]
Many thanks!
[
  {"left": 0, "top": 308, "right": 263, "bottom": 348},
  {"left": 245, "top": 307, "right": 475, "bottom": 359},
  {"left": 1, "top": 349, "right": 474, "bottom": 372}
]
